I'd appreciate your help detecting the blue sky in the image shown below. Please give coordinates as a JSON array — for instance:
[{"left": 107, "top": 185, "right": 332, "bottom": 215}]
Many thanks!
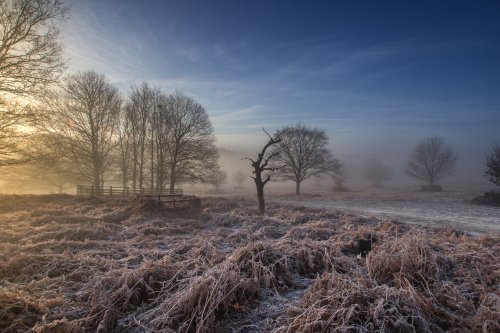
[{"left": 62, "top": 0, "right": 500, "bottom": 183}]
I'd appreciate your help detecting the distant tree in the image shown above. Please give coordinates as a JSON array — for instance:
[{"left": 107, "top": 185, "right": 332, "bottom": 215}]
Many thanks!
[
  {"left": 246, "top": 129, "right": 282, "bottom": 214},
  {"left": 363, "top": 158, "right": 392, "bottom": 187},
  {"left": 405, "top": 136, "right": 458, "bottom": 187},
  {"left": 39, "top": 71, "right": 122, "bottom": 192},
  {"left": 162, "top": 91, "right": 218, "bottom": 193},
  {"left": 485, "top": 142, "right": 500, "bottom": 186},
  {"left": 0, "top": 0, "right": 68, "bottom": 97},
  {"left": 209, "top": 167, "right": 227, "bottom": 192},
  {"left": 332, "top": 162, "right": 348, "bottom": 191},
  {"left": 271, "top": 124, "right": 340, "bottom": 195},
  {"left": 232, "top": 170, "right": 246, "bottom": 188}
]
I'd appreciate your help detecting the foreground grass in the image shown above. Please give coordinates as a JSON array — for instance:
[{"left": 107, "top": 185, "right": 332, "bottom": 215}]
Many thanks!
[{"left": 0, "top": 195, "right": 498, "bottom": 332}]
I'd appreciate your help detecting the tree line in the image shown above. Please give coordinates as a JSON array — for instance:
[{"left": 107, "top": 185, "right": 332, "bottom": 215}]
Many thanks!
[{"left": 38, "top": 74, "right": 219, "bottom": 193}]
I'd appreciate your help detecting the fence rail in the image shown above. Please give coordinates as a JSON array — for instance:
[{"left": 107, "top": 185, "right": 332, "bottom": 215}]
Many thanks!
[{"left": 76, "top": 185, "right": 183, "bottom": 197}]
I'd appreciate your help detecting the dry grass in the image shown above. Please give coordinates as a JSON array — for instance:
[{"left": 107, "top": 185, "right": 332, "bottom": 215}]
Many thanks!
[{"left": 0, "top": 195, "right": 498, "bottom": 332}]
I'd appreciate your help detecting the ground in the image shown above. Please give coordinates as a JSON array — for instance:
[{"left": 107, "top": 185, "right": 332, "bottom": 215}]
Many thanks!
[
  {"left": 0, "top": 193, "right": 498, "bottom": 332},
  {"left": 272, "top": 189, "right": 500, "bottom": 235}
]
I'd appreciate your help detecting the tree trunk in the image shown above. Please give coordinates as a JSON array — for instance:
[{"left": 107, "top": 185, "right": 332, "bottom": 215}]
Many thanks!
[
  {"left": 93, "top": 172, "right": 100, "bottom": 195},
  {"left": 295, "top": 180, "right": 301, "bottom": 195},
  {"left": 256, "top": 180, "right": 265, "bottom": 214},
  {"left": 169, "top": 162, "right": 176, "bottom": 194}
]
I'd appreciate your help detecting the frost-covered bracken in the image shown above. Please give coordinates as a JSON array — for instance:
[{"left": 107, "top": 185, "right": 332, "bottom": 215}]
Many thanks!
[{"left": 0, "top": 194, "right": 498, "bottom": 332}]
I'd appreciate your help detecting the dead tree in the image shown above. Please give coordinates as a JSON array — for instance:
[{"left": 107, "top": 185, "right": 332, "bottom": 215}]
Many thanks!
[{"left": 245, "top": 130, "right": 282, "bottom": 214}]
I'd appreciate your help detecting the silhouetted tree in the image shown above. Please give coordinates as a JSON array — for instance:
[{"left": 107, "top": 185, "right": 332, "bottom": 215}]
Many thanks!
[
  {"left": 0, "top": 99, "right": 33, "bottom": 167},
  {"left": 209, "top": 167, "right": 227, "bottom": 192},
  {"left": 332, "top": 162, "right": 348, "bottom": 191},
  {"left": 150, "top": 93, "right": 172, "bottom": 191},
  {"left": 125, "top": 83, "right": 159, "bottom": 192},
  {"left": 364, "top": 158, "right": 392, "bottom": 187},
  {"left": 232, "top": 170, "right": 246, "bottom": 188},
  {"left": 0, "top": 0, "right": 68, "bottom": 96},
  {"left": 39, "top": 71, "right": 122, "bottom": 192},
  {"left": 405, "top": 136, "right": 458, "bottom": 187},
  {"left": 271, "top": 124, "right": 340, "bottom": 195},
  {"left": 485, "top": 142, "right": 500, "bottom": 186},
  {"left": 0, "top": 0, "right": 68, "bottom": 169},
  {"left": 246, "top": 130, "right": 282, "bottom": 214},
  {"left": 117, "top": 109, "right": 132, "bottom": 189},
  {"left": 163, "top": 91, "right": 218, "bottom": 193}
]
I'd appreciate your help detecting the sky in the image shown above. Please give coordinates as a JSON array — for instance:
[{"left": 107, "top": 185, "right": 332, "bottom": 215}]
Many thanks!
[{"left": 61, "top": 0, "right": 500, "bottom": 186}]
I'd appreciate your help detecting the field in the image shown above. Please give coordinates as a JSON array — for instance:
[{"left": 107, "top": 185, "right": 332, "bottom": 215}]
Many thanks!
[
  {"left": 0, "top": 194, "right": 499, "bottom": 332},
  {"left": 273, "top": 189, "right": 500, "bottom": 235}
]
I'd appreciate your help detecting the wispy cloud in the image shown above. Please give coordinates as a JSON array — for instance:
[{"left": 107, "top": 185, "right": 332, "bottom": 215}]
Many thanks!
[{"left": 61, "top": 0, "right": 499, "bottom": 158}]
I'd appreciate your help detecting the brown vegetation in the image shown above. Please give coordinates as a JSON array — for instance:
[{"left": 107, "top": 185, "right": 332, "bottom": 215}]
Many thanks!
[{"left": 0, "top": 195, "right": 498, "bottom": 332}]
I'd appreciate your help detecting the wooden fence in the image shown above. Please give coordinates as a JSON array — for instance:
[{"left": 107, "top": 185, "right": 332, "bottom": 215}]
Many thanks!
[{"left": 76, "top": 185, "right": 183, "bottom": 197}]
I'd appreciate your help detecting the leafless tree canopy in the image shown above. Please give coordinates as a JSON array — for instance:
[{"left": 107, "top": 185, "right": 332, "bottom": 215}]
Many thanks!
[
  {"left": 39, "top": 71, "right": 121, "bottom": 190},
  {"left": 0, "top": 0, "right": 67, "bottom": 169},
  {"left": 0, "top": 98, "right": 33, "bottom": 167},
  {"left": 123, "top": 83, "right": 159, "bottom": 191},
  {"left": 232, "top": 170, "right": 246, "bottom": 188},
  {"left": 0, "top": 0, "right": 68, "bottom": 96},
  {"left": 208, "top": 166, "right": 227, "bottom": 192},
  {"left": 272, "top": 124, "right": 340, "bottom": 195},
  {"left": 161, "top": 91, "right": 218, "bottom": 192},
  {"left": 364, "top": 158, "right": 392, "bottom": 187},
  {"left": 485, "top": 142, "right": 500, "bottom": 186},
  {"left": 405, "top": 136, "right": 458, "bottom": 186},
  {"left": 332, "top": 162, "right": 348, "bottom": 191}
]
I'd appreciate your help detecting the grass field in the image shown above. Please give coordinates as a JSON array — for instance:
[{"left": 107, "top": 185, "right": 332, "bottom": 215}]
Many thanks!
[{"left": 0, "top": 194, "right": 498, "bottom": 332}]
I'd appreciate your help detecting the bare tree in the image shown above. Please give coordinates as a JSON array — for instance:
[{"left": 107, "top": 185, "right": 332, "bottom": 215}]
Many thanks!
[
  {"left": 232, "top": 170, "right": 246, "bottom": 188},
  {"left": 117, "top": 109, "right": 132, "bottom": 190},
  {"left": 363, "top": 158, "right": 392, "bottom": 187},
  {"left": 39, "top": 71, "right": 121, "bottom": 191},
  {"left": 271, "top": 124, "right": 340, "bottom": 195},
  {"left": 209, "top": 167, "right": 227, "bottom": 192},
  {"left": 332, "top": 162, "right": 348, "bottom": 192},
  {"left": 163, "top": 91, "right": 218, "bottom": 193},
  {"left": 405, "top": 136, "right": 458, "bottom": 188},
  {"left": 0, "top": 98, "right": 33, "bottom": 167},
  {"left": 150, "top": 93, "right": 172, "bottom": 191},
  {"left": 0, "top": 0, "right": 68, "bottom": 97},
  {"left": 246, "top": 130, "right": 282, "bottom": 214},
  {"left": 485, "top": 142, "right": 500, "bottom": 186},
  {"left": 0, "top": 0, "right": 68, "bottom": 169},
  {"left": 125, "top": 83, "right": 158, "bottom": 192}
]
